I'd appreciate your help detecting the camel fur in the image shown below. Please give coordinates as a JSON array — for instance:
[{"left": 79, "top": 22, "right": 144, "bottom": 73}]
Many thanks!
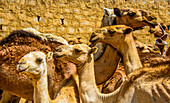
[
  {"left": 54, "top": 43, "right": 170, "bottom": 103},
  {"left": 17, "top": 51, "right": 79, "bottom": 103},
  {"left": 0, "top": 30, "right": 79, "bottom": 102}
]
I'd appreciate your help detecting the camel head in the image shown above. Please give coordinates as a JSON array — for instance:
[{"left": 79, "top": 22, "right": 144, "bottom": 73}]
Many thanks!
[
  {"left": 149, "top": 23, "right": 169, "bottom": 55},
  {"left": 149, "top": 23, "right": 169, "bottom": 38},
  {"left": 17, "top": 51, "right": 53, "bottom": 79},
  {"left": 54, "top": 44, "right": 97, "bottom": 67},
  {"left": 102, "top": 8, "right": 158, "bottom": 29},
  {"left": 101, "top": 8, "right": 116, "bottom": 27},
  {"left": 90, "top": 25, "right": 133, "bottom": 54}
]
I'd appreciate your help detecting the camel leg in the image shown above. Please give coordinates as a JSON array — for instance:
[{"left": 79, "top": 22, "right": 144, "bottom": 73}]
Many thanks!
[
  {"left": 19, "top": 98, "right": 33, "bottom": 103},
  {"left": 0, "top": 91, "right": 20, "bottom": 103}
]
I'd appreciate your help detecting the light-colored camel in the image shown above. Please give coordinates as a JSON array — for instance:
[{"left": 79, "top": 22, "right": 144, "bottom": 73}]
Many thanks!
[
  {"left": 0, "top": 29, "right": 79, "bottom": 102},
  {"left": 54, "top": 43, "right": 169, "bottom": 103},
  {"left": 17, "top": 51, "right": 79, "bottom": 103},
  {"left": 54, "top": 44, "right": 124, "bottom": 103},
  {"left": 94, "top": 7, "right": 159, "bottom": 84}
]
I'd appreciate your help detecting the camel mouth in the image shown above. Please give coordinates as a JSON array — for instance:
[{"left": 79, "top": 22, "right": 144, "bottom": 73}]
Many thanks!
[
  {"left": 17, "top": 64, "right": 29, "bottom": 72},
  {"left": 143, "top": 19, "right": 158, "bottom": 28},
  {"left": 93, "top": 43, "right": 107, "bottom": 61},
  {"left": 53, "top": 52, "right": 64, "bottom": 59},
  {"left": 89, "top": 37, "right": 102, "bottom": 47}
]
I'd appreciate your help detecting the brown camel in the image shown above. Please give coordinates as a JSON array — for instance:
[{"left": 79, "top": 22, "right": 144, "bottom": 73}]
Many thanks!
[
  {"left": 54, "top": 43, "right": 169, "bottom": 103},
  {"left": 89, "top": 25, "right": 169, "bottom": 102},
  {"left": 149, "top": 23, "right": 169, "bottom": 55},
  {"left": 0, "top": 30, "right": 80, "bottom": 102},
  {"left": 95, "top": 7, "right": 159, "bottom": 85}
]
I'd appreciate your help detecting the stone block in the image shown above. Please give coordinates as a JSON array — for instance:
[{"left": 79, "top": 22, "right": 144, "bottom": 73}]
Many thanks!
[
  {"left": 72, "top": 20, "right": 79, "bottom": 26},
  {"left": 83, "top": 10, "right": 90, "bottom": 16},
  {"left": 2, "top": 25, "right": 8, "bottom": 31},
  {"left": 64, "top": 8, "right": 71, "bottom": 13},
  {"left": 28, "top": 0, "right": 36, "bottom": 6},
  {"left": 87, "top": 27, "right": 93, "bottom": 33},
  {"left": 33, "top": 16, "right": 38, "bottom": 22},
  {"left": 21, "top": 21, "right": 31, "bottom": 27},
  {"left": 68, "top": 27, "right": 75, "bottom": 34},
  {"left": 58, "top": 27, "right": 65, "bottom": 32},
  {"left": 7, "top": 13, "right": 15, "bottom": 20},
  {"left": 73, "top": 9, "right": 80, "bottom": 14},
  {"left": 19, "top": 14, "right": 26, "bottom": 20},
  {"left": 80, "top": 20, "right": 90, "bottom": 26},
  {"left": 78, "top": 27, "right": 87, "bottom": 33},
  {"left": 45, "top": 12, "right": 53, "bottom": 18},
  {"left": 20, "top": 0, "right": 25, "bottom": 4},
  {"left": 74, "top": 15, "right": 83, "bottom": 20},
  {"left": 26, "top": 16, "right": 33, "bottom": 23},
  {"left": 39, "top": 17, "right": 47, "bottom": 24},
  {"left": 0, "top": 18, "right": 4, "bottom": 24},
  {"left": 44, "top": 26, "right": 56, "bottom": 33},
  {"left": 53, "top": 19, "right": 60, "bottom": 26}
]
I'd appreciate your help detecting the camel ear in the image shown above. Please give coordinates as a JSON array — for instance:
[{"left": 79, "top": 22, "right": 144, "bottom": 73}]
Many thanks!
[
  {"left": 124, "top": 28, "right": 133, "bottom": 35},
  {"left": 89, "top": 47, "right": 98, "bottom": 54},
  {"left": 128, "top": 11, "right": 136, "bottom": 17},
  {"left": 103, "top": 8, "right": 110, "bottom": 16},
  {"left": 46, "top": 52, "right": 53, "bottom": 61},
  {"left": 114, "top": 8, "right": 122, "bottom": 17},
  {"left": 167, "top": 25, "right": 170, "bottom": 30}
]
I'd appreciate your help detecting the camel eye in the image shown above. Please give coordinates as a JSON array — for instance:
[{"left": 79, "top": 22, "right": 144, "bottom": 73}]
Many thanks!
[
  {"left": 74, "top": 48, "right": 82, "bottom": 53},
  {"left": 36, "top": 58, "right": 43, "bottom": 63},
  {"left": 128, "top": 12, "right": 136, "bottom": 17},
  {"left": 108, "top": 30, "right": 115, "bottom": 35},
  {"left": 162, "top": 26, "right": 166, "bottom": 30}
]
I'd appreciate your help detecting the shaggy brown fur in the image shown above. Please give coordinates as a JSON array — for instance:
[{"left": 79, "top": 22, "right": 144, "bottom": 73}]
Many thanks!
[
  {"left": 0, "top": 30, "right": 77, "bottom": 100},
  {"left": 115, "top": 63, "right": 170, "bottom": 103},
  {"left": 128, "top": 63, "right": 170, "bottom": 83},
  {"left": 100, "top": 53, "right": 169, "bottom": 93},
  {"left": 166, "top": 47, "right": 170, "bottom": 57}
]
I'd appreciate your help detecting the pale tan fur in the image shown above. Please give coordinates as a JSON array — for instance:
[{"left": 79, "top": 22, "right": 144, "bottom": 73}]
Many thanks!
[
  {"left": 54, "top": 43, "right": 169, "bottom": 103},
  {"left": 17, "top": 51, "right": 80, "bottom": 103},
  {"left": 54, "top": 44, "right": 124, "bottom": 103}
]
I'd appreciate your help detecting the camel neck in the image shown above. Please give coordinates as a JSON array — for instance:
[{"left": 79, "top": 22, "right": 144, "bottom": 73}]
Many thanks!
[
  {"left": 94, "top": 44, "right": 121, "bottom": 84},
  {"left": 121, "top": 35, "right": 143, "bottom": 75},
  {"left": 78, "top": 54, "right": 122, "bottom": 103},
  {"left": 32, "top": 64, "right": 50, "bottom": 103}
]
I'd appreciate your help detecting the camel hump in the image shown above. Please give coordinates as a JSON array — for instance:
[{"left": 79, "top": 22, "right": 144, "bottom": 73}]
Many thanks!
[
  {"left": 0, "top": 30, "right": 44, "bottom": 45},
  {"left": 23, "top": 27, "right": 68, "bottom": 45}
]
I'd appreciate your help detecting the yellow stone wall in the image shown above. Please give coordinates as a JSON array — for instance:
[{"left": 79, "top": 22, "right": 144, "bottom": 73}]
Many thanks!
[{"left": 0, "top": 0, "right": 169, "bottom": 45}]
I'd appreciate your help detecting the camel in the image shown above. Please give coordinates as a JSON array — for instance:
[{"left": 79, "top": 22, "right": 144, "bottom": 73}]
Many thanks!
[
  {"left": 90, "top": 25, "right": 143, "bottom": 75},
  {"left": 94, "top": 7, "right": 159, "bottom": 85},
  {"left": 101, "top": 8, "right": 158, "bottom": 29},
  {"left": 17, "top": 51, "right": 79, "bottom": 103},
  {"left": 54, "top": 43, "right": 170, "bottom": 103},
  {"left": 0, "top": 30, "right": 80, "bottom": 102},
  {"left": 149, "top": 23, "right": 169, "bottom": 55},
  {"left": 90, "top": 25, "right": 170, "bottom": 74}
]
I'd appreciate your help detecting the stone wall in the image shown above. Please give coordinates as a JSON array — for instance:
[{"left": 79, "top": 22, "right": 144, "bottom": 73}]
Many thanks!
[{"left": 0, "top": 0, "right": 169, "bottom": 45}]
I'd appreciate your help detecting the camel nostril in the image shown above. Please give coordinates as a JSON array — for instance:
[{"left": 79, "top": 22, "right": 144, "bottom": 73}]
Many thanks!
[
  {"left": 19, "top": 61, "right": 26, "bottom": 64},
  {"left": 55, "top": 48, "right": 62, "bottom": 52},
  {"left": 91, "top": 33, "right": 97, "bottom": 38}
]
